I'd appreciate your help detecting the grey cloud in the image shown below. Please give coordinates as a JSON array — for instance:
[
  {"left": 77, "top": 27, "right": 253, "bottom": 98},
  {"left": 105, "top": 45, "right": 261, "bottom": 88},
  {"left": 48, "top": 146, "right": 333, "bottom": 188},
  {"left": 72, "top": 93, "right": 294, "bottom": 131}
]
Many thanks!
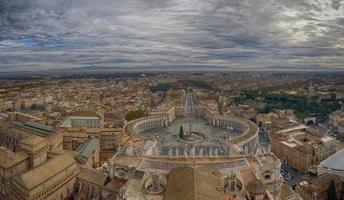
[{"left": 0, "top": 0, "right": 343, "bottom": 72}]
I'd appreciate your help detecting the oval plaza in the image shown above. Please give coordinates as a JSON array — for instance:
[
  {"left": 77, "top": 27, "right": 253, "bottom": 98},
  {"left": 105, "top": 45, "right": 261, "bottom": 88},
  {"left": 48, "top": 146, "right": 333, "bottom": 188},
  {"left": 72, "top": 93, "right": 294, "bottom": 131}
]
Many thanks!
[{"left": 123, "top": 91, "right": 259, "bottom": 157}]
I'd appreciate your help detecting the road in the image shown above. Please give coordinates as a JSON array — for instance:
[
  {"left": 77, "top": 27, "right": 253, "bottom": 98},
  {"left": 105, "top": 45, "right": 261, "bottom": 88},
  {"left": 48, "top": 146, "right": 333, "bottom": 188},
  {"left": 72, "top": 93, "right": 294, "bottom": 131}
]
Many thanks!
[
  {"left": 185, "top": 91, "right": 195, "bottom": 116},
  {"left": 281, "top": 163, "right": 312, "bottom": 187}
]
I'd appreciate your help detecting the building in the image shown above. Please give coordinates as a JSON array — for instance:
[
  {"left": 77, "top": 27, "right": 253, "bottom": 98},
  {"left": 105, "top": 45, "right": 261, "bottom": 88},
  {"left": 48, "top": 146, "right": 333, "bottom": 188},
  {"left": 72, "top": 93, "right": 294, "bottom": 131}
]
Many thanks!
[
  {"left": 63, "top": 128, "right": 89, "bottom": 151},
  {"left": 295, "top": 173, "right": 342, "bottom": 200},
  {"left": 77, "top": 166, "right": 108, "bottom": 200},
  {"left": 85, "top": 128, "right": 122, "bottom": 151},
  {"left": 20, "top": 135, "right": 48, "bottom": 169},
  {"left": 76, "top": 138, "right": 100, "bottom": 168},
  {"left": 329, "top": 110, "right": 344, "bottom": 127},
  {"left": 318, "top": 149, "right": 344, "bottom": 178},
  {"left": 270, "top": 125, "right": 338, "bottom": 173},
  {"left": 0, "top": 118, "right": 53, "bottom": 152},
  {"left": 0, "top": 147, "right": 29, "bottom": 199},
  {"left": 164, "top": 166, "right": 223, "bottom": 200},
  {"left": 280, "top": 184, "right": 302, "bottom": 200},
  {"left": 62, "top": 127, "right": 122, "bottom": 162},
  {"left": 337, "top": 121, "right": 344, "bottom": 140},
  {"left": 60, "top": 116, "right": 102, "bottom": 128},
  {"left": 107, "top": 151, "right": 283, "bottom": 200},
  {"left": 10, "top": 154, "right": 79, "bottom": 200}
]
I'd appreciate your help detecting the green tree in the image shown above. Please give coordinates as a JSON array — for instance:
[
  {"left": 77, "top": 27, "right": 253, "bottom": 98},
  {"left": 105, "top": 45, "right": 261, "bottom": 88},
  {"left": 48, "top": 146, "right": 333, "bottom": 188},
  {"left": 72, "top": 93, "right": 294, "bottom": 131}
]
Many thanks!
[
  {"left": 340, "top": 181, "right": 344, "bottom": 200},
  {"left": 328, "top": 179, "right": 337, "bottom": 200},
  {"left": 125, "top": 109, "right": 145, "bottom": 121},
  {"left": 179, "top": 126, "right": 184, "bottom": 139}
]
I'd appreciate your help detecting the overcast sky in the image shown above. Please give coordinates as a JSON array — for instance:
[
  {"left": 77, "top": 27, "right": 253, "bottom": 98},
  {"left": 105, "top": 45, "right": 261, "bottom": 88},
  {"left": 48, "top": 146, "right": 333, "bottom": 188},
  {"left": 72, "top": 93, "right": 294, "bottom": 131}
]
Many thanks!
[{"left": 0, "top": 0, "right": 343, "bottom": 72}]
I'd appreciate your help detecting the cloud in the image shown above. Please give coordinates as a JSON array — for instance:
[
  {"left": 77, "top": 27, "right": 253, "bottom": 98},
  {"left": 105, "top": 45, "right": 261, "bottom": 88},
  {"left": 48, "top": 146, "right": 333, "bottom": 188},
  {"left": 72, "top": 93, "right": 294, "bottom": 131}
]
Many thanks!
[{"left": 0, "top": 0, "right": 343, "bottom": 72}]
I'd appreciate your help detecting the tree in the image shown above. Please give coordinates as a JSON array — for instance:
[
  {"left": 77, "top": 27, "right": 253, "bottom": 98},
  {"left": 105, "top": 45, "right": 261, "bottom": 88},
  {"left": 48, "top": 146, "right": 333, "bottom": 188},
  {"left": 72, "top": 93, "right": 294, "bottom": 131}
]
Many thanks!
[
  {"left": 328, "top": 179, "right": 337, "bottom": 200},
  {"left": 179, "top": 126, "right": 184, "bottom": 139},
  {"left": 31, "top": 103, "right": 38, "bottom": 110},
  {"left": 340, "top": 181, "right": 344, "bottom": 200},
  {"left": 125, "top": 109, "right": 145, "bottom": 121}
]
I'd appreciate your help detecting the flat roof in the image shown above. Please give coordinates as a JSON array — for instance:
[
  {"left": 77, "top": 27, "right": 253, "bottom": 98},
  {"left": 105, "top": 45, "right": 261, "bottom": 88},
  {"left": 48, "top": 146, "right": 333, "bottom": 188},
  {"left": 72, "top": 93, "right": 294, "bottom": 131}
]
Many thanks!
[
  {"left": 281, "top": 141, "right": 298, "bottom": 148},
  {"left": 0, "top": 147, "right": 28, "bottom": 168},
  {"left": 20, "top": 135, "right": 46, "bottom": 146},
  {"left": 13, "top": 154, "right": 76, "bottom": 190}
]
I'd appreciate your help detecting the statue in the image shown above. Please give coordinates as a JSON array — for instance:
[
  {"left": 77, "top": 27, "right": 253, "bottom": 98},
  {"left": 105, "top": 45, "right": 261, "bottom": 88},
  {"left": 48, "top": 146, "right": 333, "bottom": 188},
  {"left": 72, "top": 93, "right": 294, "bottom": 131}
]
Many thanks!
[
  {"left": 154, "top": 146, "right": 159, "bottom": 156},
  {"left": 209, "top": 147, "right": 213, "bottom": 157},
  {"left": 199, "top": 147, "right": 203, "bottom": 157},
  {"left": 191, "top": 146, "right": 196, "bottom": 158},
  {"left": 168, "top": 147, "right": 172, "bottom": 156},
  {"left": 125, "top": 141, "right": 133, "bottom": 156}
]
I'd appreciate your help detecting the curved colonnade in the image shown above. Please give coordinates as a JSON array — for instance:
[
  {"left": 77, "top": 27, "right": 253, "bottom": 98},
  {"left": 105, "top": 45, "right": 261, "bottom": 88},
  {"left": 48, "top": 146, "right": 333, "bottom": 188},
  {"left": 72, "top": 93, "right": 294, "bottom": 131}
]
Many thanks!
[{"left": 123, "top": 105, "right": 259, "bottom": 155}]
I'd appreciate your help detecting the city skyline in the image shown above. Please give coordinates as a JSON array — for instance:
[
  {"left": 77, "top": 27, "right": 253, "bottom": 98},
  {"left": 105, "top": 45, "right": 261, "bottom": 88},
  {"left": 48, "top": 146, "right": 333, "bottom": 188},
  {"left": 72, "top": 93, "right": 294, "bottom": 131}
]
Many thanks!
[{"left": 1, "top": 0, "right": 344, "bottom": 72}]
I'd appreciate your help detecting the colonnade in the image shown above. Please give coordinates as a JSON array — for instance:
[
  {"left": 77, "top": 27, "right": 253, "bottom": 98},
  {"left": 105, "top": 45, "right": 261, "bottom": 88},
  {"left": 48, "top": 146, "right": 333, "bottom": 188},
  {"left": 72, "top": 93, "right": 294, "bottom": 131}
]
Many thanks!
[{"left": 131, "top": 117, "right": 168, "bottom": 134}]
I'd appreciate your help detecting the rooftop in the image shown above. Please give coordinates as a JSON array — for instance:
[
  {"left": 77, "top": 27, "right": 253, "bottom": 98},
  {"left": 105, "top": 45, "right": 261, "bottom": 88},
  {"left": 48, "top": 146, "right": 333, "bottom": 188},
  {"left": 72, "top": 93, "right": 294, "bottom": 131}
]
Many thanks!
[
  {"left": 78, "top": 166, "right": 108, "bottom": 186},
  {"left": 13, "top": 154, "right": 76, "bottom": 190},
  {"left": 12, "top": 120, "right": 54, "bottom": 136},
  {"left": 110, "top": 154, "right": 143, "bottom": 168},
  {"left": 246, "top": 178, "right": 266, "bottom": 195},
  {"left": 60, "top": 116, "right": 101, "bottom": 128},
  {"left": 319, "top": 149, "right": 344, "bottom": 172},
  {"left": 103, "top": 177, "right": 127, "bottom": 193},
  {"left": 164, "top": 166, "right": 224, "bottom": 200},
  {"left": 77, "top": 138, "right": 100, "bottom": 158},
  {"left": 0, "top": 147, "right": 28, "bottom": 169},
  {"left": 298, "top": 173, "right": 341, "bottom": 193},
  {"left": 24, "top": 121, "right": 54, "bottom": 133},
  {"left": 20, "top": 135, "right": 46, "bottom": 146}
]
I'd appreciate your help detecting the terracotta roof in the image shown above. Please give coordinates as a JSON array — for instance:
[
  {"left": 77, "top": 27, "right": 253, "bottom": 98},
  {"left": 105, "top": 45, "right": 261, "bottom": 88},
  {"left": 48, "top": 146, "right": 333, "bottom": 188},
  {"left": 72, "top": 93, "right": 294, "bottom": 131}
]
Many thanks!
[
  {"left": 110, "top": 155, "right": 143, "bottom": 168},
  {"left": 299, "top": 173, "right": 341, "bottom": 194},
  {"left": 78, "top": 166, "right": 108, "bottom": 186},
  {"left": 103, "top": 177, "right": 127, "bottom": 193},
  {"left": 246, "top": 178, "right": 266, "bottom": 195},
  {"left": 239, "top": 169, "right": 255, "bottom": 185},
  {"left": 164, "top": 166, "right": 224, "bottom": 200},
  {"left": 280, "top": 184, "right": 301, "bottom": 200}
]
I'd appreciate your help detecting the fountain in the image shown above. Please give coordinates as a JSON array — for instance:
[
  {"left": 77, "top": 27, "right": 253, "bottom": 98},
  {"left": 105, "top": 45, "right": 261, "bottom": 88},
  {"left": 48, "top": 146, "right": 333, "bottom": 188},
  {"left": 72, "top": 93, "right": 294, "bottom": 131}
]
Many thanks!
[{"left": 145, "top": 172, "right": 166, "bottom": 194}]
